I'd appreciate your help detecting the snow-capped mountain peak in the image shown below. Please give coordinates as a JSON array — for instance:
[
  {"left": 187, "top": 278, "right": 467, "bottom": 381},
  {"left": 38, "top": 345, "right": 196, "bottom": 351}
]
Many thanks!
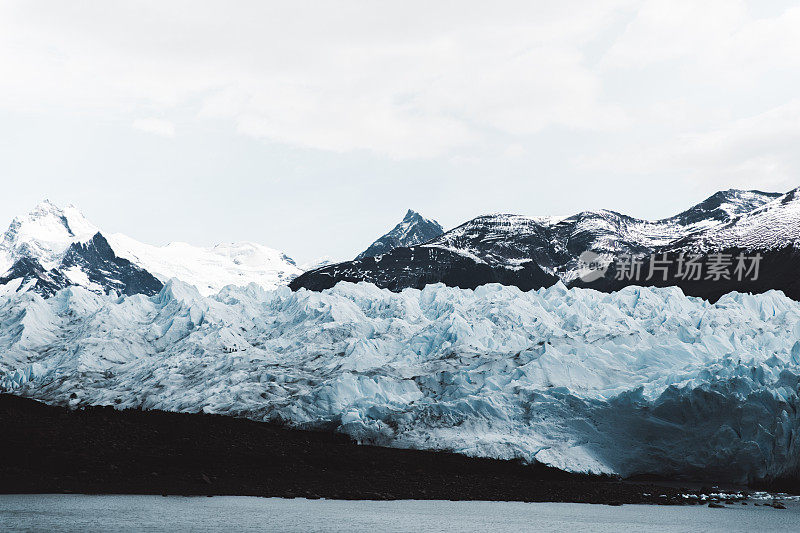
[
  {"left": 1, "top": 200, "right": 303, "bottom": 298},
  {"left": 665, "top": 188, "right": 782, "bottom": 229},
  {"left": 293, "top": 188, "right": 790, "bottom": 293},
  {"left": 683, "top": 186, "right": 800, "bottom": 251},
  {"left": 1, "top": 200, "right": 98, "bottom": 271},
  {"left": 356, "top": 209, "right": 444, "bottom": 260}
]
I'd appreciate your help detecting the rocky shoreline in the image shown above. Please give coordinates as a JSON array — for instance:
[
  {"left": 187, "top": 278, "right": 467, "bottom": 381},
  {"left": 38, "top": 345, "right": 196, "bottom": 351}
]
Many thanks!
[{"left": 0, "top": 394, "right": 790, "bottom": 505}]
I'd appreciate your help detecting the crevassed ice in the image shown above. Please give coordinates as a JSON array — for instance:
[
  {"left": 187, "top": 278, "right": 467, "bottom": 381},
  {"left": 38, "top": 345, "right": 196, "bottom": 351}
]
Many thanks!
[{"left": 1, "top": 278, "right": 800, "bottom": 483}]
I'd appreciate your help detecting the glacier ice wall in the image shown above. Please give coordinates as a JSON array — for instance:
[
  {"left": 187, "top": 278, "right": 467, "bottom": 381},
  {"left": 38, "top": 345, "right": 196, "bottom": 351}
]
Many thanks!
[{"left": 2, "top": 279, "right": 800, "bottom": 483}]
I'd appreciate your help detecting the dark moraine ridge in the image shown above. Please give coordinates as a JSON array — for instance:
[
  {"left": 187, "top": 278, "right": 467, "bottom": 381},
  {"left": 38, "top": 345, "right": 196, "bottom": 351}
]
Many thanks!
[{"left": 0, "top": 394, "right": 708, "bottom": 504}]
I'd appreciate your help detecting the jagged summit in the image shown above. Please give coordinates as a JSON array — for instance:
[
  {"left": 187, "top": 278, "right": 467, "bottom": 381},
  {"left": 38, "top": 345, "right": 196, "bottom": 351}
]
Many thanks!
[
  {"left": 1, "top": 200, "right": 98, "bottom": 271},
  {"left": 0, "top": 200, "right": 159, "bottom": 296},
  {"left": 292, "top": 188, "right": 792, "bottom": 294},
  {"left": 356, "top": 209, "right": 444, "bottom": 260},
  {"left": 0, "top": 200, "right": 302, "bottom": 297},
  {"left": 666, "top": 188, "right": 782, "bottom": 227},
  {"left": 677, "top": 186, "right": 800, "bottom": 251}
]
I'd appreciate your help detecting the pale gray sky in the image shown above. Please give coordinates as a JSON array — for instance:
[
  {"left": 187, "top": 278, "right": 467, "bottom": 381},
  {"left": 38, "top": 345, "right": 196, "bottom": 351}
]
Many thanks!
[{"left": 2, "top": 1, "right": 800, "bottom": 263}]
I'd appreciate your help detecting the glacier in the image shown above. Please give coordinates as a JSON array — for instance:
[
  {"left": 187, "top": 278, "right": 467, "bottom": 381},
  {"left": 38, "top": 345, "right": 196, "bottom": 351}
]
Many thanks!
[{"left": 1, "top": 279, "right": 800, "bottom": 484}]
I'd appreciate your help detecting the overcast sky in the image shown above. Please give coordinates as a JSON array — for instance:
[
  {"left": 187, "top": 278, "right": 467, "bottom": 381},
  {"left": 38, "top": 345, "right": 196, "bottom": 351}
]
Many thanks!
[{"left": 2, "top": 1, "right": 800, "bottom": 263}]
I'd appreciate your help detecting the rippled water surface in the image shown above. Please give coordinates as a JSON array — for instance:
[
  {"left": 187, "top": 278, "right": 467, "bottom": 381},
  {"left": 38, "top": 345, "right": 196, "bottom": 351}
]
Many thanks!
[{"left": 0, "top": 495, "right": 797, "bottom": 532}]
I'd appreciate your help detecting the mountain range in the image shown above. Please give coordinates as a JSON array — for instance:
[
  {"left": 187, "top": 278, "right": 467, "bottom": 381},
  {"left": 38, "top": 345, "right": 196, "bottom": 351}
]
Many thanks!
[
  {"left": 5, "top": 190, "right": 800, "bottom": 486},
  {"left": 0, "top": 203, "right": 445, "bottom": 299},
  {"left": 3, "top": 188, "right": 800, "bottom": 302},
  {"left": 0, "top": 200, "right": 302, "bottom": 297},
  {"left": 292, "top": 188, "right": 800, "bottom": 301}
]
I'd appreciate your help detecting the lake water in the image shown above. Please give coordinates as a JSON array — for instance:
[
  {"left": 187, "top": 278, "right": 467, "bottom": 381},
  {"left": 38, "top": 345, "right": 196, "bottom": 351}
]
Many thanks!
[{"left": 0, "top": 495, "right": 797, "bottom": 532}]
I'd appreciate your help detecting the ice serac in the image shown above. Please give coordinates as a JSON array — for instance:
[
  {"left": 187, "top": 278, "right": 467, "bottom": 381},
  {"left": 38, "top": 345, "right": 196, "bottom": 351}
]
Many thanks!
[
  {"left": 356, "top": 209, "right": 444, "bottom": 260},
  {"left": 3, "top": 281, "right": 800, "bottom": 484}
]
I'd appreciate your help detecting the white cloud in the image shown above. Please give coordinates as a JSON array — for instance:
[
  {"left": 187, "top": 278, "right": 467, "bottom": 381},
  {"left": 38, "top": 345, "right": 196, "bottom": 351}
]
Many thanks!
[
  {"left": 570, "top": 0, "right": 800, "bottom": 192},
  {"left": 601, "top": 0, "right": 800, "bottom": 80},
  {"left": 132, "top": 118, "right": 175, "bottom": 138},
  {"left": 600, "top": 1, "right": 749, "bottom": 70},
  {"left": 1, "top": 0, "right": 800, "bottom": 186},
  {"left": 0, "top": 1, "right": 630, "bottom": 158},
  {"left": 579, "top": 99, "right": 800, "bottom": 192}
]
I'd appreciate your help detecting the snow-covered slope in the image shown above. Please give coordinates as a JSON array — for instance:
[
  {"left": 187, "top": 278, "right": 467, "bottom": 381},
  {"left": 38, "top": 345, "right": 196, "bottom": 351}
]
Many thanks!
[
  {"left": 675, "top": 187, "right": 800, "bottom": 252},
  {"left": 3, "top": 281, "right": 800, "bottom": 483},
  {"left": 0, "top": 201, "right": 303, "bottom": 297},
  {"left": 0, "top": 201, "right": 161, "bottom": 297},
  {"left": 356, "top": 209, "right": 444, "bottom": 260},
  {"left": 292, "top": 189, "right": 786, "bottom": 292},
  {"left": 299, "top": 256, "right": 337, "bottom": 272},
  {"left": 423, "top": 189, "right": 782, "bottom": 280},
  {"left": 0, "top": 200, "right": 98, "bottom": 272},
  {"left": 107, "top": 234, "right": 302, "bottom": 296}
]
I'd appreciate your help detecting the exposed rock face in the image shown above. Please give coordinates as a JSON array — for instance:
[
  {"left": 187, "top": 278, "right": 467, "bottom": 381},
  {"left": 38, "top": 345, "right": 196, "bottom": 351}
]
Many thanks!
[
  {"left": 292, "top": 189, "right": 800, "bottom": 298},
  {"left": 356, "top": 209, "right": 444, "bottom": 260}
]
